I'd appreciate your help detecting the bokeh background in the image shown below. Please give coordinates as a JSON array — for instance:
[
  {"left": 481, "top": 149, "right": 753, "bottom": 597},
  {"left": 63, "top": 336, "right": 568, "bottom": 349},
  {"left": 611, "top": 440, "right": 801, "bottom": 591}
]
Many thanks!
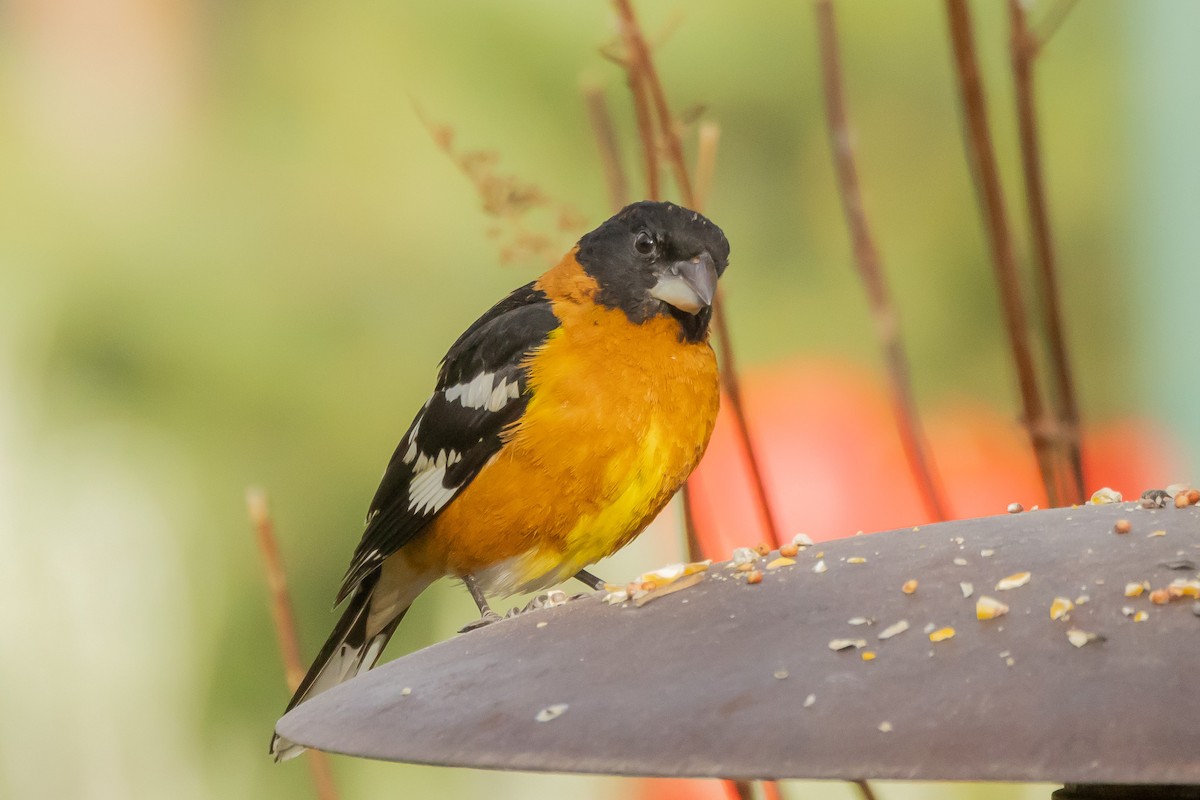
[{"left": 2, "top": 0, "right": 1198, "bottom": 798}]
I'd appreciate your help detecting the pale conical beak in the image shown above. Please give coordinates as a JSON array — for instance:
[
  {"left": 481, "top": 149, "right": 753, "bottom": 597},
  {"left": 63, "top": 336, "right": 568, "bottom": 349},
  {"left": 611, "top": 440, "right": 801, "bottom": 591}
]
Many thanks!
[{"left": 649, "top": 252, "right": 718, "bottom": 314}]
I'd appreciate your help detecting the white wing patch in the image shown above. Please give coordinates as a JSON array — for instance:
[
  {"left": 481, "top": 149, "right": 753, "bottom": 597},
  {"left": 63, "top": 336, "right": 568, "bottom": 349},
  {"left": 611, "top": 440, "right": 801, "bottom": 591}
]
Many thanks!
[
  {"left": 407, "top": 448, "right": 462, "bottom": 515},
  {"left": 401, "top": 408, "right": 426, "bottom": 465},
  {"left": 444, "top": 371, "right": 520, "bottom": 412}
]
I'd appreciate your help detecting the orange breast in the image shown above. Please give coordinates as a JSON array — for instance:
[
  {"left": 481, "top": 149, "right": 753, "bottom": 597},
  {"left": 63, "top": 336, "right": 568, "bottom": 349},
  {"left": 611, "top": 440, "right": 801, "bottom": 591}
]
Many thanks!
[{"left": 406, "top": 254, "right": 720, "bottom": 595}]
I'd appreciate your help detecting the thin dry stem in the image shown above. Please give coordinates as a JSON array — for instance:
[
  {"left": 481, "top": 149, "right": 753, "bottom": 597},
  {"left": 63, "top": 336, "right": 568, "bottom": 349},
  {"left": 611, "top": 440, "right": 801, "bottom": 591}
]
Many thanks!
[
  {"left": 247, "top": 488, "right": 340, "bottom": 800},
  {"left": 944, "top": 0, "right": 1061, "bottom": 507},
  {"left": 1008, "top": 0, "right": 1085, "bottom": 504},
  {"left": 613, "top": 18, "right": 661, "bottom": 200},
  {"left": 726, "top": 780, "right": 756, "bottom": 800},
  {"left": 1031, "top": 0, "right": 1080, "bottom": 53},
  {"left": 583, "top": 82, "right": 630, "bottom": 212},
  {"left": 854, "top": 779, "right": 880, "bottom": 800},
  {"left": 613, "top": 0, "right": 783, "bottom": 547},
  {"left": 814, "top": 0, "right": 949, "bottom": 522},
  {"left": 681, "top": 482, "right": 702, "bottom": 562},
  {"left": 413, "top": 104, "right": 586, "bottom": 266},
  {"left": 694, "top": 122, "right": 721, "bottom": 214},
  {"left": 613, "top": 0, "right": 694, "bottom": 203}
]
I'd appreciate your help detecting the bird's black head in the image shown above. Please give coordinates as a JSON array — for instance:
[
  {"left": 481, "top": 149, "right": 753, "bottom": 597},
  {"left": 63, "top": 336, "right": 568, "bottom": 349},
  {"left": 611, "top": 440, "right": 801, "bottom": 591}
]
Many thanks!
[{"left": 575, "top": 201, "right": 730, "bottom": 342}]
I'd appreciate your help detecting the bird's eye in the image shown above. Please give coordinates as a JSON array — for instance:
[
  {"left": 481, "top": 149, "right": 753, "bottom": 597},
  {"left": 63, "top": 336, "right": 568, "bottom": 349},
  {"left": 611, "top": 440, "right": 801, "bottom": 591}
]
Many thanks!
[{"left": 633, "top": 230, "right": 655, "bottom": 255}]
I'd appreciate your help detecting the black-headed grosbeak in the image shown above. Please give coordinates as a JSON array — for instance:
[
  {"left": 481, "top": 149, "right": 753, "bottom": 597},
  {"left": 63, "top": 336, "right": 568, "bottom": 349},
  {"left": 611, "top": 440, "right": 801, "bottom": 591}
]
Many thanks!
[{"left": 272, "top": 201, "right": 729, "bottom": 759}]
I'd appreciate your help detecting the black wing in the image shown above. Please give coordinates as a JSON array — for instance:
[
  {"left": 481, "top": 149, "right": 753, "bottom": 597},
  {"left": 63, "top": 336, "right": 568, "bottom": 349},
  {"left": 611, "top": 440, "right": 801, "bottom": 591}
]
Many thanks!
[{"left": 335, "top": 282, "right": 559, "bottom": 603}]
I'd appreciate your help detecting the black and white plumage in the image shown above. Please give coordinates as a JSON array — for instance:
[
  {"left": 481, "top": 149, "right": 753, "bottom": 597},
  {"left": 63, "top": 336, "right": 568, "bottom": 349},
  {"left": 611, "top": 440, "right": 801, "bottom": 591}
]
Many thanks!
[
  {"left": 336, "top": 281, "right": 560, "bottom": 603},
  {"left": 274, "top": 283, "right": 560, "bottom": 757}
]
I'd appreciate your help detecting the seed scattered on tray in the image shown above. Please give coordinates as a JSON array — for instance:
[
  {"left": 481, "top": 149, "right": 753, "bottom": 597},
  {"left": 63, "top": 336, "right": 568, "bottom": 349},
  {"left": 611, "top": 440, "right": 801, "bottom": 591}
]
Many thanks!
[
  {"left": 1090, "top": 487, "right": 1123, "bottom": 504},
  {"left": 976, "top": 596, "right": 1009, "bottom": 620},
  {"left": 774, "top": 669, "right": 789, "bottom": 680},
  {"left": 1007, "top": 502, "right": 1024, "bottom": 514},
  {"left": 792, "top": 533, "right": 815, "bottom": 548},
  {"left": 1149, "top": 588, "right": 1170, "bottom": 605},
  {"left": 1122, "top": 606, "right": 1135, "bottom": 617},
  {"left": 981, "top": 548, "right": 995, "bottom": 558},
  {"left": 536, "top": 704, "right": 569, "bottom": 722},
  {"left": 902, "top": 579, "right": 918, "bottom": 594},
  {"left": 847, "top": 557, "right": 867, "bottom": 564},
  {"left": 1124, "top": 581, "right": 1148, "bottom": 598},
  {"left": 1050, "top": 597, "right": 1074, "bottom": 620},
  {"left": 878, "top": 721, "right": 893, "bottom": 733},
  {"left": 1075, "top": 595, "right": 1090, "bottom": 605},
  {"left": 1132, "top": 610, "right": 1149, "bottom": 622},
  {"left": 746, "top": 570, "right": 763, "bottom": 585},
  {"left": 953, "top": 558, "right": 969, "bottom": 566},
  {"left": 1148, "top": 529, "right": 1166, "bottom": 538},
  {"left": 804, "top": 694, "right": 817, "bottom": 708},
  {"left": 1067, "top": 629, "right": 1102, "bottom": 648},
  {"left": 961, "top": 582, "right": 974, "bottom": 598},
  {"left": 929, "top": 626, "right": 956, "bottom": 642},
  {"left": 401, "top": 687, "right": 412, "bottom": 696},
  {"left": 829, "top": 638, "right": 868, "bottom": 651},
  {"left": 1168, "top": 579, "right": 1200, "bottom": 598},
  {"left": 812, "top": 560, "right": 828, "bottom": 574},
  {"left": 754, "top": 543, "right": 771, "bottom": 556},
  {"left": 848, "top": 616, "right": 872, "bottom": 626},
  {"left": 735, "top": 562, "right": 754, "bottom": 573},
  {"left": 536, "top": 621, "right": 548, "bottom": 628},
  {"left": 1188, "top": 489, "right": 1200, "bottom": 505},
  {"left": 878, "top": 620, "right": 909, "bottom": 640},
  {"left": 779, "top": 543, "right": 799, "bottom": 558},
  {"left": 996, "top": 571, "right": 1032, "bottom": 590},
  {"left": 1113, "top": 519, "right": 1132, "bottom": 534},
  {"left": 766, "top": 557, "right": 795, "bottom": 570},
  {"left": 861, "top": 651, "right": 876, "bottom": 661},
  {"left": 732, "top": 547, "right": 758, "bottom": 566}
]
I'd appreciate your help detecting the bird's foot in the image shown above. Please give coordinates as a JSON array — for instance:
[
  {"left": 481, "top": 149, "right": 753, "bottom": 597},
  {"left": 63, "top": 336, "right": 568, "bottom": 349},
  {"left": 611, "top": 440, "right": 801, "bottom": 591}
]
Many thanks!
[
  {"left": 509, "top": 589, "right": 569, "bottom": 616},
  {"left": 458, "top": 609, "right": 503, "bottom": 633}
]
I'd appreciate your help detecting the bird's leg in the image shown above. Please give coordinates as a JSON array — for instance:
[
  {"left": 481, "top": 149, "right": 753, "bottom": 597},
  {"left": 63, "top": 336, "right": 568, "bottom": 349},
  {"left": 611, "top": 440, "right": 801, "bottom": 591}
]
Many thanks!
[
  {"left": 458, "top": 575, "right": 502, "bottom": 633},
  {"left": 573, "top": 569, "right": 608, "bottom": 591}
]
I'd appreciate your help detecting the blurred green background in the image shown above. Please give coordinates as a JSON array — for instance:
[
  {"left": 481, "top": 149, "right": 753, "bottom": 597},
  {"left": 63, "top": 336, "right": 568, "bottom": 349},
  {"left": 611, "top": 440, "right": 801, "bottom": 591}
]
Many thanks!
[{"left": 1, "top": 0, "right": 1195, "bottom": 798}]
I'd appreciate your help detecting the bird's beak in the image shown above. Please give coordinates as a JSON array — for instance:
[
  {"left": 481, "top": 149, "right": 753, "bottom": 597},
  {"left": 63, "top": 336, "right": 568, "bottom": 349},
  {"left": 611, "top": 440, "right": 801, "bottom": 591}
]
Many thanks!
[{"left": 649, "top": 252, "right": 718, "bottom": 315}]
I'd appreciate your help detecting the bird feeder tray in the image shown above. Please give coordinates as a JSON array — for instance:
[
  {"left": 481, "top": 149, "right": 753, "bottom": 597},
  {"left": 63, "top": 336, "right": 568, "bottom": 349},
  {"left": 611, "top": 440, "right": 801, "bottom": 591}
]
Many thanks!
[{"left": 275, "top": 501, "right": 1200, "bottom": 786}]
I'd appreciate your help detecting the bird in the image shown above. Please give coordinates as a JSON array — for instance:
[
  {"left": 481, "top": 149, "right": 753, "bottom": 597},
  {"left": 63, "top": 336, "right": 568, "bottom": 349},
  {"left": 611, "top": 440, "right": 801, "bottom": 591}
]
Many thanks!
[{"left": 271, "top": 200, "right": 729, "bottom": 760}]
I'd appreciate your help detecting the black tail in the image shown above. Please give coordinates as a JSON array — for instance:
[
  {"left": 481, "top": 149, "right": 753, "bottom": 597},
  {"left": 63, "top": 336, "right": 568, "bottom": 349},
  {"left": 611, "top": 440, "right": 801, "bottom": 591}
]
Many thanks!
[{"left": 269, "top": 571, "right": 407, "bottom": 761}]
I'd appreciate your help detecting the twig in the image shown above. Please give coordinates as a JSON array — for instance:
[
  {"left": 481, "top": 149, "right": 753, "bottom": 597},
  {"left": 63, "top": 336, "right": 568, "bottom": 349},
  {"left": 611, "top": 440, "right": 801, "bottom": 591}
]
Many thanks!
[
  {"left": 1008, "top": 0, "right": 1085, "bottom": 504},
  {"left": 247, "top": 488, "right": 341, "bottom": 800},
  {"left": 694, "top": 122, "right": 721, "bottom": 214},
  {"left": 854, "top": 779, "right": 880, "bottom": 800},
  {"left": 944, "top": 0, "right": 1061, "bottom": 507},
  {"left": 612, "top": 0, "right": 783, "bottom": 547},
  {"left": 725, "top": 780, "right": 755, "bottom": 800},
  {"left": 681, "top": 482, "right": 702, "bottom": 561},
  {"left": 1031, "top": 0, "right": 1080, "bottom": 54},
  {"left": 814, "top": 0, "right": 949, "bottom": 522},
  {"left": 614, "top": 0, "right": 695, "bottom": 203},
  {"left": 582, "top": 82, "right": 630, "bottom": 212},
  {"left": 613, "top": 16, "right": 660, "bottom": 200}
]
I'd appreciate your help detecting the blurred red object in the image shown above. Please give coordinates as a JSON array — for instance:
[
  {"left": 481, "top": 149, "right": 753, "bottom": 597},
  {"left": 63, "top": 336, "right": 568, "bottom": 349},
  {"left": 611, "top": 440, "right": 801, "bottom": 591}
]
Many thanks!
[{"left": 688, "top": 358, "right": 1177, "bottom": 552}]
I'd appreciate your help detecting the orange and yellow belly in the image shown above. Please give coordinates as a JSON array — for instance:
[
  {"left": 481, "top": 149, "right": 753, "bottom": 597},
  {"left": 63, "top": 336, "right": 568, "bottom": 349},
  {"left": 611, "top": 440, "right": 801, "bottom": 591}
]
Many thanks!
[{"left": 405, "top": 301, "right": 720, "bottom": 596}]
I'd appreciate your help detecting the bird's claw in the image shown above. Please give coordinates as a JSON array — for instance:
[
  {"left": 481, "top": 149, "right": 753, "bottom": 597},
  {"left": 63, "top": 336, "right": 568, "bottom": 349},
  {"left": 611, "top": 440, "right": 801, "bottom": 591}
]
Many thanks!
[{"left": 503, "top": 590, "right": 572, "bottom": 619}]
